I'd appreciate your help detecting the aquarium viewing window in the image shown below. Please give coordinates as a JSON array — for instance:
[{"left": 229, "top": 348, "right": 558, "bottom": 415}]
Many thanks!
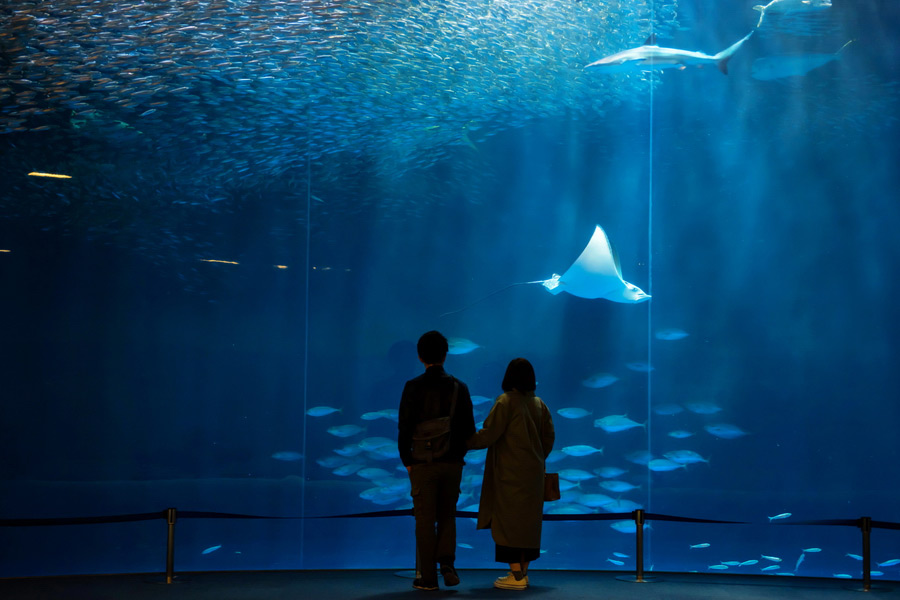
[{"left": 1, "top": 0, "right": 898, "bottom": 583}]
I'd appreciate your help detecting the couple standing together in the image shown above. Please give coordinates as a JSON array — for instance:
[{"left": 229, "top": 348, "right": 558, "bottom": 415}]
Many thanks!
[{"left": 398, "top": 330, "right": 556, "bottom": 591}]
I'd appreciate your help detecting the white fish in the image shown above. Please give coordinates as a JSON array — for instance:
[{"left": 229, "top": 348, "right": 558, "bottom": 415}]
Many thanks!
[
  {"left": 332, "top": 463, "right": 363, "bottom": 476},
  {"left": 762, "top": 554, "right": 783, "bottom": 562},
  {"left": 752, "top": 0, "right": 832, "bottom": 28},
  {"left": 607, "top": 558, "right": 625, "bottom": 566},
  {"left": 647, "top": 458, "right": 686, "bottom": 472},
  {"left": 684, "top": 401, "right": 722, "bottom": 414},
  {"left": 202, "top": 545, "right": 222, "bottom": 555},
  {"left": 561, "top": 444, "right": 604, "bottom": 457},
  {"left": 761, "top": 565, "right": 781, "bottom": 572},
  {"left": 709, "top": 564, "right": 729, "bottom": 570},
  {"left": 667, "top": 430, "right": 695, "bottom": 439},
  {"left": 845, "top": 554, "right": 863, "bottom": 561},
  {"left": 877, "top": 559, "right": 900, "bottom": 567},
  {"left": 327, "top": 424, "right": 365, "bottom": 437},
  {"left": 271, "top": 451, "right": 303, "bottom": 461},
  {"left": 802, "top": 548, "right": 822, "bottom": 553},
  {"left": 556, "top": 407, "right": 592, "bottom": 419},
  {"left": 558, "top": 468, "right": 597, "bottom": 482},
  {"left": 768, "top": 513, "right": 792, "bottom": 522},
  {"left": 576, "top": 493, "right": 615, "bottom": 508},
  {"left": 599, "top": 480, "right": 641, "bottom": 493},
  {"left": 581, "top": 372, "right": 619, "bottom": 388},
  {"left": 613, "top": 552, "right": 630, "bottom": 558},
  {"left": 752, "top": 40, "right": 853, "bottom": 80},
  {"left": 740, "top": 560, "right": 759, "bottom": 566},
  {"left": 654, "top": 328, "right": 689, "bottom": 340},
  {"left": 447, "top": 337, "right": 481, "bottom": 354},
  {"left": 833, "top": 574, "right": 853, "bottom": 579},
  {"left": 690, "top": 543, "right": 711, "bottom": 549},
  {"left": 594, "top": 414, "right": 645, "bottom": 433},
  {"left": 704, "top": 423, "right": 748, "bottom": 439},
  {"left": 306, "top": 406, "right": 341, "bottom": 417},
  {"left": 663, "top": 450, "right": 708, "bottom": 465},
  {"left": 610, "top": 520, "right": 649, "bottom": 534},
  {"left": 593, "top": 466, "right": 628, "bottom": 478},
  {"left": 585, "top": 32, "right": 754, "bottom": 75},
  {"left": 794, "top": 553, "right": 805, "bottom": 572}
]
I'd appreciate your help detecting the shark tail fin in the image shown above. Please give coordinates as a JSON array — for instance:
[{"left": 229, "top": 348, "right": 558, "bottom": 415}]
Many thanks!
[{"left": 714, "top": 31, "right": 754, "bottom": 75}]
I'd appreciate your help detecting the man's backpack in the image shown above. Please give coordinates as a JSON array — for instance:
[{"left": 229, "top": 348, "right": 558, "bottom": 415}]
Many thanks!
[{"left": 411, "top": 381, "right": 459, "bottom": 462}]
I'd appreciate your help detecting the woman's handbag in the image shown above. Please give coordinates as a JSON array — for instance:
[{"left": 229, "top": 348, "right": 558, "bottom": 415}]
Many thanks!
[{"left": 544, "top": 472, "right": 561, "bottom": 502}]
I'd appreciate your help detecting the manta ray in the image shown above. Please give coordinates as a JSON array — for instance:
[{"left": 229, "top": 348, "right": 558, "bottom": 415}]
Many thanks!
[
  {"left": 584, "top": 32, "right": 754, "bottom": 75},
  {"left": 440, "top": 225, "right": 649, "bottom": 316}
]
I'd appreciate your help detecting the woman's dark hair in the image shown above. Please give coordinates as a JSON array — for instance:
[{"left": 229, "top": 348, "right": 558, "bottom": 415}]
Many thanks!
[
  {"left": 417, "top": 330, "right": 448, "bottom": 364},
  {"left": 501, "top": 357, "right": 536, "bottom": 393}
]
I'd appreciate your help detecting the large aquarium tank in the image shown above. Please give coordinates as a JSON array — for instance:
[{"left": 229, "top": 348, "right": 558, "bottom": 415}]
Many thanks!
[{"left": 2, "top": 0, "right": 899, "bottom": 582}]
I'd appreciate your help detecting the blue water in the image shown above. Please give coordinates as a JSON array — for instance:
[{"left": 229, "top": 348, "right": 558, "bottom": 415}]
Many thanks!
[{"left": 1, "top": 0, "right": 899, "bottom": 582}]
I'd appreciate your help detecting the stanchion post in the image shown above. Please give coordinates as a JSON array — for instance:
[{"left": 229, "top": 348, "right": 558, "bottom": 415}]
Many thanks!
[
  {"left": 634, "top": 509, "right": 645, "bottom": 582},
  {"left": 165, "top": 508, "right": 177, "bottom": 584},
  {"left": 860, "top": 516, "right": 872, "bottom": 593}
]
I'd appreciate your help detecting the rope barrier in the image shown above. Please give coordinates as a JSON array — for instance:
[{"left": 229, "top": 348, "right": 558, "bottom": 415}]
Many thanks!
[{"left": 1, "top": 508, "right": 895, "bottom": 591}]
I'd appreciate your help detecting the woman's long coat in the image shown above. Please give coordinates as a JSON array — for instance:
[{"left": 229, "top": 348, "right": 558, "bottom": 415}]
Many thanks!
[{"left": 468, "top": 390, "right": 555, "bottom": 549}]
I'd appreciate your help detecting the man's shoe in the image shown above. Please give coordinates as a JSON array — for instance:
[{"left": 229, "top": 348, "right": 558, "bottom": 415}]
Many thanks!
[
  {"left": 440, "top": 565, "right": 460, "bottom": 586},
  {"left": 413, "top": 578, "right": 439, "bottom": 591},
  {"left": 493, "top": 572, "right": 528, "bottom": 590}
]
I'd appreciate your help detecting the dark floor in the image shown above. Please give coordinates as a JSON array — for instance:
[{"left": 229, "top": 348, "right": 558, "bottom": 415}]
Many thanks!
[{"left": 1, "top": 570, "right": 896, "bottom": 600}]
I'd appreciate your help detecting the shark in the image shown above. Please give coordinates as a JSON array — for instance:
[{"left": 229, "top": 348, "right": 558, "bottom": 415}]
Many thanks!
[{"left": 584, "top": 31, "right": 754, "bottom": 75}]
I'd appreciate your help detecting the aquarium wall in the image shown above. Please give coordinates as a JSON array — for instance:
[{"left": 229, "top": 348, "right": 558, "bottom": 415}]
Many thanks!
[{"left": 2, "top": 0, "right": 899, "bottom": 581}]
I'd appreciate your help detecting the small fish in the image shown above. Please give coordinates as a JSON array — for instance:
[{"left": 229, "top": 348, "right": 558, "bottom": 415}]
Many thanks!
[
  {"left": 663, "top": 450, "right": 708, "bottom": 465},
  {"left": 794, "top": 553, "right": 805, "bottom": 572},
  {"left": 613, "top": 552, "right": 630, "bottom": 558},
  {"left": 722, "top": 561, "right": 741, "bottom": 566},
  {"left": 833, "top": 574, "right": 853, "bottom": 579},
  {"left": 768, "top": 513, "right": 792, "bottom": 522},
  {"left": 556, "top": 407, "right": 592, "bottom": 419},
  {"left": 652, "top": 403, "right": 684, "bottom": 415},
  {"left": 561, "top": 444, "right": 604, "bottom": 457},
  {"left": 690, "top": 543, "right": 711, "bottom": 549},
  {"left": 740, "top": 560, "right": 759, "bottom": 566},
  {"left": 877, "top": 559, "right": 900, "bottom": 567},
  {"left": 761, "top": 554, "right": 782, "bottom": 562},
  {"left": 610, "top": 520, "right": 649, "bottom": 534},
  {"left": 709, "top": 564, "right": 729, "bottom": 570},
  {"left": 599, "top": 480, "right": 640, "bottom": 493},
  {"left": 803, "top": 548, "right": 822, "bottom": 553},
  {"left": 307, "top": 406, "right": 341, "bottom": 417},
  {"left": 647, "top": 458, "right": 685, "bottom": 472},
  {"left": 594, "top": 414, "right": 645, "bottom": 433},
  {"left": 271, "top": 451, "right": 303, "bottom": 461},
  {"left": 447, "top": 337, "right": 480, "bottom": 354},
  {"left": 704, "top": 423, "right": 748, "bottom": 439},
  {"left": 558, "top": 469, "right": 596, "bottom": 481},
  {"left": 202, "top": 545, "right": 222, "bottom": 555},
  {"left": 845, "top": 554, "right": 863, "bottom": 561},
  {"left": 327, "top": 424, "right": 365, "bottom": 437},
  {"left": 576, "top": 494, "right": 614, "bottom": 508},
  {"left": 581, "top": 373, "right": 619, "bottom": 388},
  {"left": 606, "top": 558, "right": 625, "bottom": 566},
  {"left": 761, "top": 565, "right": 781, "bottom": 572},
  {"left": 667, "top": 430, "right": 695, "bottom": 439},
  {"left": 684, "top": 401, "right": 722, "bottom": 414},
  {"left": 625, "top": 362, "right": 654, "bottom": 372},
  {"left": 593, "top": 466, "right": 628, "bottom": 478},
  {"left": 654, "top": 328, "right": 689, "bottom": 340},
  {"left": 457, "top": 543, "right": 473, "bottom": 549}
]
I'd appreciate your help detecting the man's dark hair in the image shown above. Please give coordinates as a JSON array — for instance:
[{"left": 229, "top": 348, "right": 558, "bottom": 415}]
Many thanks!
[
  {"left": 417, "top": 330, "right": 449, "bottom": 364},
  {"left": 501, "top": 357, "right": 537, "bottom": 393}
]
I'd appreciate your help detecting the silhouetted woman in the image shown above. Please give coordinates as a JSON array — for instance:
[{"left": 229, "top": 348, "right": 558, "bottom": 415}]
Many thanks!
[{"left": 468, "top": 358, "right": 555, "bottom": 590}]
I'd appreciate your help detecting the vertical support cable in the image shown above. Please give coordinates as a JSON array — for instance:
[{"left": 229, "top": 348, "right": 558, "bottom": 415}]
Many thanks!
[
  {"left": 299, "top": 112, "right": 312, "bottom": 567},
  {"left": 645, "top": 0, "right": 656, "bottom": 560}
]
